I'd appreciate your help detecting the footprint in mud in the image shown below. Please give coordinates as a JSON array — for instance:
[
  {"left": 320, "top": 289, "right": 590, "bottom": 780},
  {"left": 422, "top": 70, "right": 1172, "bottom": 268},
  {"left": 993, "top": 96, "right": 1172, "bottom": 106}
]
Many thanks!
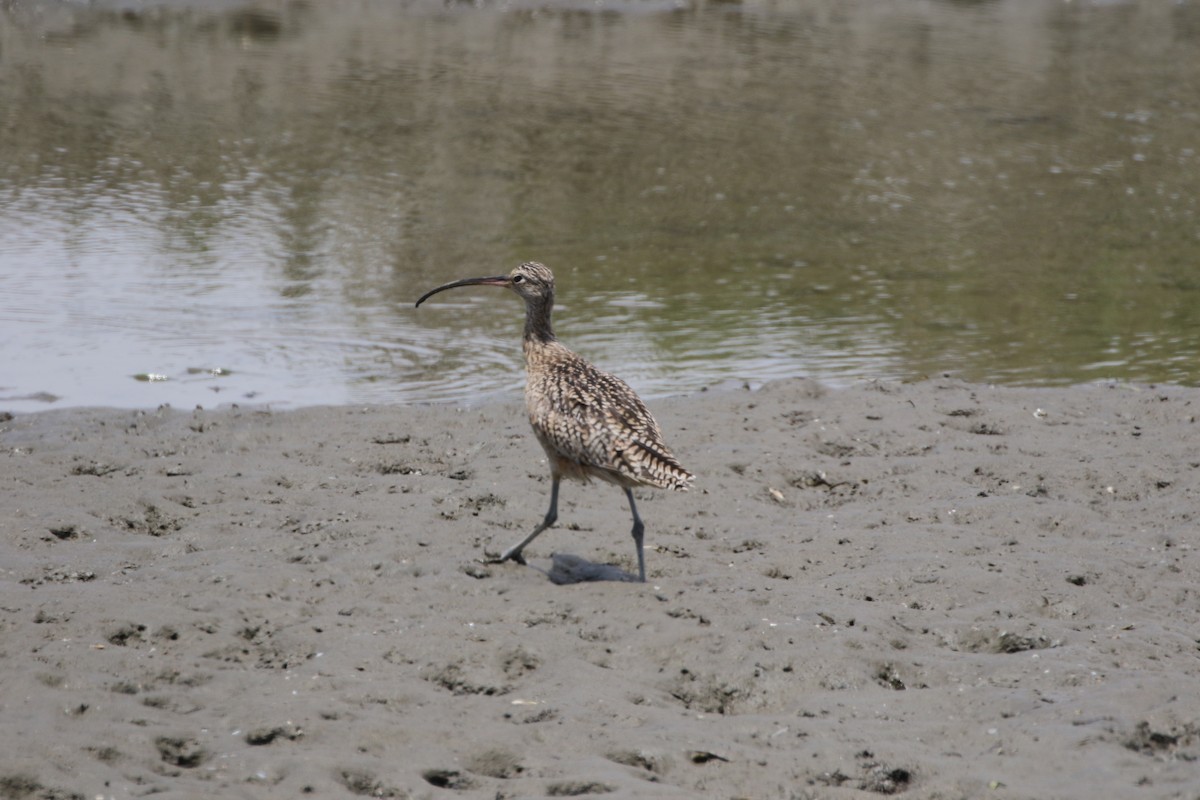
[
  {"left": 606, "top": 749, "right": 669, "bottom": 775},
  {"left": 546, "top": 781, "right": 615, "bottom": 796},
  {"left": 421, "top": 661, "right": 510, "bottom": 696},
  {"left": 107, "top": 622, "right": 148, "bottom": 646},
  {"left": 111, "top": 501, "right": 182, "bottom": 537},
  {"left": 338, "top": 768, "right": 405, "bottom": 797},
  {"left": 464, "top": 748, "right": 523, "bottom": 779},
  {"left": 952, "top": 628, "right": 1056, "bottom": 654},
  {"left": 155, "top": 735, "right": 207, "bottom": 768},
  {"left": 0, "top": 774, "right": 80, "bottom": 800},
  {"left": 245, "top": 724, "right": 303, "bottom": 745},
  {"left": 666, "top": 667, "right": 749, "bottom": 715},
  {"left": 500, "top": 646, "right": 540, "bottom": 679},
  {"left": 815, "top": 752, "right": 914, "bottom": 795},
  {"left": 420, "top": 768, "right": 475, "bottom": 790},
  {"left": 1124, "top": 721, "right": 1197, "bottom": 759}
]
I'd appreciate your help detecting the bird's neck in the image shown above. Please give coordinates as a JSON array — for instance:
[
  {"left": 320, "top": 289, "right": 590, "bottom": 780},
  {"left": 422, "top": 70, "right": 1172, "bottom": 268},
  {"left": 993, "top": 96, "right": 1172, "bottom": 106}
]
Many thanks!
[{"left": 522, "top": 296, "right": 556, "bottom": 345}]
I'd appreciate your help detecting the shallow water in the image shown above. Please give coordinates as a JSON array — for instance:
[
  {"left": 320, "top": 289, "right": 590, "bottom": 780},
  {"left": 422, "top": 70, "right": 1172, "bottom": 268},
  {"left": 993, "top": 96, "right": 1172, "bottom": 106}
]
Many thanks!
[{"left": 2, "top": 0, "right": 1198, "bottom": 410}]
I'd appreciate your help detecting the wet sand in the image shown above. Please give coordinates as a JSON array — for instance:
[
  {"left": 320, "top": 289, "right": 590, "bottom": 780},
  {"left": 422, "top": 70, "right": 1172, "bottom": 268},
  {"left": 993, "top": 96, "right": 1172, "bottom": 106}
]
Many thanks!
[{"left": 1, "top": 378, "right": 1197, "bottom": 799}]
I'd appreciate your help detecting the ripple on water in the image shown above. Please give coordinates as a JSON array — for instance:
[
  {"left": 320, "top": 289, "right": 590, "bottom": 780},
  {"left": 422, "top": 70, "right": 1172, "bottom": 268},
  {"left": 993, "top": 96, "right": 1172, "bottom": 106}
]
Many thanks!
[{"left": 3, "top": 1, "right": 1198, "bottom": 409}]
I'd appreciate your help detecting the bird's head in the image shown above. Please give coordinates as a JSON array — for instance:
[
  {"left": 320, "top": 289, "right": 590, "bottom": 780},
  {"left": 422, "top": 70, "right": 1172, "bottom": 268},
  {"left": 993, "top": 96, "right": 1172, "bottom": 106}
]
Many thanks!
[{"left": 415, "top": 261, "right": 556, "bottom": 308}]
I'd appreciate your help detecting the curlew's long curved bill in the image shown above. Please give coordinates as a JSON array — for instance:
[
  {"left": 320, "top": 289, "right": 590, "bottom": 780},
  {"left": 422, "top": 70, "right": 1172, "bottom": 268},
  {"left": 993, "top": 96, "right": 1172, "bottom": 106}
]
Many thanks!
[{"left": 415, "top": 275, "right": 510, "bottom": 307}]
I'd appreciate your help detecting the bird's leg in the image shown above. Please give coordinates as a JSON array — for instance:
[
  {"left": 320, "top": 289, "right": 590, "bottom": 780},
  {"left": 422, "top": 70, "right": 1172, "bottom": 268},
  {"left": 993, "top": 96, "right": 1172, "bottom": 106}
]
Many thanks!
[
  {"left": 492, "top": 477, "right": 560, "bottom": 566},
  {"left": 625, "top": 487, "right": 646, "bottom": 583}
]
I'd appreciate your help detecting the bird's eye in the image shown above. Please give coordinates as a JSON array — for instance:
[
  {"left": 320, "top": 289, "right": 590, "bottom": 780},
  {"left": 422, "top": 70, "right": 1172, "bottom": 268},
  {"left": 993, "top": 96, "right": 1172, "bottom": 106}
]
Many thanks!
[{"left": 512, "top": 275, "right": 524, "bottom": 284}]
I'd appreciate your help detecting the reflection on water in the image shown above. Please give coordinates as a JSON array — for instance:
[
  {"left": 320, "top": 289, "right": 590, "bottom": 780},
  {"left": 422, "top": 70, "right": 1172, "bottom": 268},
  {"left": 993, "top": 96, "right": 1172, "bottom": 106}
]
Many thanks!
[{"left": 2, "top": 0, "right": 1198, "bottom": 410}]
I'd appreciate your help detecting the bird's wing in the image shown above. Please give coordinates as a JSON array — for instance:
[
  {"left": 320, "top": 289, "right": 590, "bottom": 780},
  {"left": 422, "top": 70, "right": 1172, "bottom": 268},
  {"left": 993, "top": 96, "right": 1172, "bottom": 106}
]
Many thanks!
[{"left": 528, "top": 359, "right": 692, "bottom": 490}]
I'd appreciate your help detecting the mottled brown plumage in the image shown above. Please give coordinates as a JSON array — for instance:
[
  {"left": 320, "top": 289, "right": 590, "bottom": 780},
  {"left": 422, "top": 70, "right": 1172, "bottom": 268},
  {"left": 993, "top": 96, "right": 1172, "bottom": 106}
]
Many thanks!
[{"left": 416, "top": 261, "right": 693, "bottom": 581}]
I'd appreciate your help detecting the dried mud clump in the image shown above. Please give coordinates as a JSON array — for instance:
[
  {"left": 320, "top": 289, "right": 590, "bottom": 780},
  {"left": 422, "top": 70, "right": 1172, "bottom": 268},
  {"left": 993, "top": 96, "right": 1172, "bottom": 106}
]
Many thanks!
[{"left": 1124, "top": 721, "right": 1198, "bottom": 760}]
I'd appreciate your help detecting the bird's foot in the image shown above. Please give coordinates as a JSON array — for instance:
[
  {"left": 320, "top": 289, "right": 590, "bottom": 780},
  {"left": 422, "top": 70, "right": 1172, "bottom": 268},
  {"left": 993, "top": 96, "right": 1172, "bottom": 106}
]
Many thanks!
[{"left": 480, "top": 550, "right": 526, "bottom": 567}]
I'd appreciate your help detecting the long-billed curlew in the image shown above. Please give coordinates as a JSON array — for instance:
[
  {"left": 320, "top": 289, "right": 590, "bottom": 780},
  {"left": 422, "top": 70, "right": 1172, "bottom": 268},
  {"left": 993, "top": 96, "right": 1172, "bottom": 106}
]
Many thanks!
[{"left": 415, "top": 261, "right": 693, "bottom": 582}]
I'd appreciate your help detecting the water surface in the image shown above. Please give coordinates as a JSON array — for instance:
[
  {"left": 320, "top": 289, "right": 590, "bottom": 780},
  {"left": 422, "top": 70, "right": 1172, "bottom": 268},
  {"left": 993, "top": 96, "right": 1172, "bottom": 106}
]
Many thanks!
[{"left": 2, "top": 0, "right": 1198, "bottom": 410}]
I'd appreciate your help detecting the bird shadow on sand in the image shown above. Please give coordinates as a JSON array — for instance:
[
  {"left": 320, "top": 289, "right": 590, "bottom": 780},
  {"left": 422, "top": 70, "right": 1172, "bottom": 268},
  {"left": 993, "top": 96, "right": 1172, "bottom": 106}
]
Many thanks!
[{"left": 542, "top": 553, "right": 640, "bottom": 585}]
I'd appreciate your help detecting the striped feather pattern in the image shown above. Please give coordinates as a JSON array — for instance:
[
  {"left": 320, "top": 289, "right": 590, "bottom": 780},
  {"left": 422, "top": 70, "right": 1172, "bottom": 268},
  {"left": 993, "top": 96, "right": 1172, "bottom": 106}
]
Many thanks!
[{"left": 525, "top": 342, "right": 694, "bottom": 491}]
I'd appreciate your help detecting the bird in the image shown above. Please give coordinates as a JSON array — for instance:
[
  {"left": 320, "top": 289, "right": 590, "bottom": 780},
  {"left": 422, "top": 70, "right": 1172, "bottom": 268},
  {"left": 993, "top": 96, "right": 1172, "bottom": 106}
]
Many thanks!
[{"left": 415, "top": 261, "right": 693, "bottom": 582}]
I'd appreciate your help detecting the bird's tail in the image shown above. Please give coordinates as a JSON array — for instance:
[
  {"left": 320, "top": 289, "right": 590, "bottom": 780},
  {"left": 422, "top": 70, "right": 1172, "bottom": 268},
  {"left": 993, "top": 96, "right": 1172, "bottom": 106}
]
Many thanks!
[{"left": 630, "top": 440, "right": 695, "bottom": 491}]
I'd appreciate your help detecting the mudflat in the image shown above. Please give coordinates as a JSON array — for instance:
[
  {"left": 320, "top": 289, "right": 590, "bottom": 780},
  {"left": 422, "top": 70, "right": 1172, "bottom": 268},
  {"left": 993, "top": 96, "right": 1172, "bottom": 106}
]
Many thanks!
[{"left": 1, "top": 378, "right": 1196, "bottom": 798}]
